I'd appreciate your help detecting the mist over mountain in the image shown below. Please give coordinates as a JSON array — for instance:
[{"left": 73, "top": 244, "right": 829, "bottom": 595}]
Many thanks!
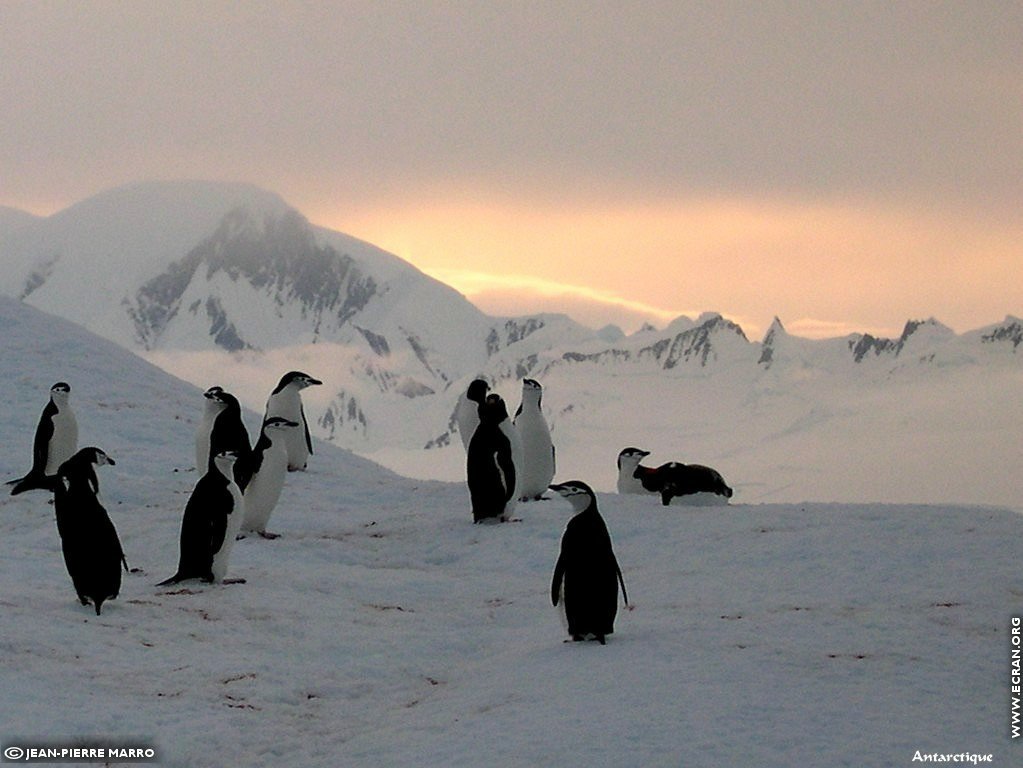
[{"left": 1, "top": 181, "right": 1019, "bottom": 506}]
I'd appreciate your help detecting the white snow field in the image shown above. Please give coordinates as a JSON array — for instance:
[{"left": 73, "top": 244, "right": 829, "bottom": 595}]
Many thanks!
[{"left": 1, "top": 297, "right": 1020, "bottom": 767}]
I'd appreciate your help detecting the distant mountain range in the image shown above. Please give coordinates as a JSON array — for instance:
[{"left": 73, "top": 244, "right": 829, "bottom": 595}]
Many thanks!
[{"left": 1, "top": 181, "right": 1019, "bottom": 504}]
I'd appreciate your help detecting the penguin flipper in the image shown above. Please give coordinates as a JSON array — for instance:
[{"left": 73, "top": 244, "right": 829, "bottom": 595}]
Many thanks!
[
  {"left": 302, "top": 403, "right": 313, "bottom": 454},
  {"left": 551, "top": 553, "right": 566, "bottom": 606},
  {"left": 614, "top": 558, "right": 629, "bottom": 606}
]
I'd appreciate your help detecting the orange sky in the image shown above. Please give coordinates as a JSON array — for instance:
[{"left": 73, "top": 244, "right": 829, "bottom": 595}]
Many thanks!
[{"left": 308, "top": 191, "right": 1021, "bottom": 338}]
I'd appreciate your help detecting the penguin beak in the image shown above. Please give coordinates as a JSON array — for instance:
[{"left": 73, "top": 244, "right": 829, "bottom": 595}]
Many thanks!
[
  {"left": 305, "top": 377, "right": 323, "bottom": 386},
  {"left": 548, "top": 483, "right": 567, "bottom": 495}
]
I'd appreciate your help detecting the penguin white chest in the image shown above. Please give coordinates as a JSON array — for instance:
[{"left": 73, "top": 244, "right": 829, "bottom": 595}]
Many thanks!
[
  {"left": 46, "top": 409, "right": 79, "bottom": 475},
  {"left": 212, "top": 483, "right": 244, "bottom": 581},
  {"left": 266, "top": 390, "right": 309, "bottom": 470},
  {"left": 514, "top": 407, "right": 554, "bottom": 499},
  {"left": 242, "top": 444, "right": 288, "bottom": 532}
]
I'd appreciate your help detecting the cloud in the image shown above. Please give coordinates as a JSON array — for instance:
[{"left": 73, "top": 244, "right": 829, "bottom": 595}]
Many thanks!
[{"left": 425, "top": 268, "right": 693, "bottom": 332}]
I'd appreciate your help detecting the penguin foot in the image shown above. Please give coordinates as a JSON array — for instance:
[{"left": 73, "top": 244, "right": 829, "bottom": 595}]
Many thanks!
[
  {"left": 221, "top": 578, "right": 247, "bottom": 585},
  {"left": 257, "top": 531, "right": 280, "bottom": 540},
  {"left": 595, "top": 635, "right": 606, "bottom": 646},
  {"left": 571, "top": 634, "right": 585, "bottom": 642}
]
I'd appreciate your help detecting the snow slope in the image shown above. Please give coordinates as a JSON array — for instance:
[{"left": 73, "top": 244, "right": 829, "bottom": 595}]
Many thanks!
[{"left": 1, "top": 299, "right": 1020, "bottom": 767}]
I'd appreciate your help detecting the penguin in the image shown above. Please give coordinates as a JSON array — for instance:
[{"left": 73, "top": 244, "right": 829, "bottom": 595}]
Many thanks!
[
  {"left": 616, "top": 448, "right": 659, "bottom": 495},
  {"left": 466, "top": 394, "right": 517, "bottom": 523},
  {"left": 158, "top": 450, "right": 245, "bottom": 586},
  {"left": 194, "top": 385, "right": 224, "bottom": 473},
  {"left": 654, "top": 461, "right": 733, "bottom": 506},
  {"left": 52, "top": 447, "right": 126, "bottom": 615},
  {"left": 264, "top": 371, "right": 322, "bottom": 471},
  {"left": 616, "top": 447, "right": 733, "bottom": 505},
  {"left": 549, "top": 481, "right": 628, "bottom": 645},
  {"left": 239, "top": 417, "right": 299, "bottom": 539},
  {"left": 206, "top": 389, "right": 252, "bottom": 489},
  {"left": 8, "top": 382, "right": 79, "bottom": 495},
  {"left": 455, "top": 379, "right": 490, "bottom": 451},
  {"left": 513, "top": 378, "right": 555, "bottom": 500}
]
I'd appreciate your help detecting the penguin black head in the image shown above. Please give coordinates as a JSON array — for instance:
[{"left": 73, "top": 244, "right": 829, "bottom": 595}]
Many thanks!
[
  {"left": 549, "top": 481, "right": 597, "bottom": 512},
  {"left": 57, "top": 447, "right": 115, "bottom": 479},
  {"left": 466, "top": 379, "right": 489, "bottom": 404},
  {"left": 210, "top": 390, "right": 242, "bottom": 412},
  {"left": 481, "top": 393, "right": 509, "bottom": 424},
  {"left": 617, "top": 447, "right": 651, "bottom": 470},
  {"left": 50, "top": 382, "right": 72, "bottom": 403},
  {"left": 212, "top": 450, "right": 240, "bottom": 476},
  {"left": 203, "top": 385, "right": 225, "bottom": 400},
  {"left": 522, "top": 379, "right": 542, "bottom": 391},
  {"left": 275, "top": 371, "right": 323, "bottom": 392},
  {"left": 73, "top": 447, "right": 115, "bottom": 468}
]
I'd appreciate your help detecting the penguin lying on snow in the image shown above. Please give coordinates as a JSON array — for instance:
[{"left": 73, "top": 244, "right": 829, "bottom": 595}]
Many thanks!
[
  {"left": 8, "top": 382, "right": 79, "bottom": 495},
  {"left": 466, "top": 394, "right": 517, "bottom": 523},
  {"left": 52, "top": 447, "right": 127, "bottom": 615},
  {"left": 550, "top": 481, "right": 628, "bottom": 645},
  {"left": 264, "top": 371, "right": 322, "bottom": 471},
  {"left": 513, "top": 378, "right": 555, "bottom": 501},
  {"left": 617, "top": 447, "right": 733, "bottom": 505},
  {"left": 158, "top": 451, "right": 244, "bottom": 586}
]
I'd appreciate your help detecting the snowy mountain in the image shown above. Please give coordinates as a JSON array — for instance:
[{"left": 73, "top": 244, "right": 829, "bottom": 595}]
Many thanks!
[
  {"left": 0, "top": 294, "right": 1019, "bottom": 768},
  {"left": 1, "top": 182, "right": 1020, "bottom": 508},
  {"left": 0, "top": 205, "right": 39, "bottom": 241}
]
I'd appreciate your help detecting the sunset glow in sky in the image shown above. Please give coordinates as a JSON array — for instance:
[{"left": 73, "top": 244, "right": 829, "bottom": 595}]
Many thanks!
[{"left": 2, "top": 1, "right": 1019, "bottom": 338}]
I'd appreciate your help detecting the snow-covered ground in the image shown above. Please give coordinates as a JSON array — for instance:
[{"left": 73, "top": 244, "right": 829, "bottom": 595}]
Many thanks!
[{"left": 1, "top": 297, "right": 1020, "bottom": 767}]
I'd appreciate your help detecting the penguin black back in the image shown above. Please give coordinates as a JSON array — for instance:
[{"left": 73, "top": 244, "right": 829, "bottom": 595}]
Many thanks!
[
  {"left": 466, "top": 394, "right": 516, "bottom": 523},
  {"left": 52, "top": 447, "right": 125, "bottom": 615},
  {"left": 207, "top": 391, "right": 252, "bottom": 489},
  {"left": 158, "top": 452, "right": 239, "bottom": 586}
]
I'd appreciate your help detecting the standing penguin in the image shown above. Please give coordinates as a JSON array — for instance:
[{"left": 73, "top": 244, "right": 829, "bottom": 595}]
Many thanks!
[
  {"left": 466, "top": 394, "right": 517, "bottom": 523},
  {"left": 194, "top": 385, "right": 224, "bottom": 474},
  {"left": 455, "top": 379, "right": 489, "bottom": 451},
  {"left": 52, "top": 447, "right": 126, "bottom": 615},
  {"left": 550, "top": 481, "right": 628, "bottom": 645},
  {"left": 513, "top": 378, "right": 555, "bottom": 500},
  {"left": 206, "top": 389, "right": 252, "bottom": 489},
  {"left": 264, "top": 371, "right": 322, "bottom": 471},
  {"left": 158, "top": 450, "right": 245, "bottom": 586},
  {"left": 240, "top": 417, "right": 299, "bottom": 539},
  {"left": 8, "top": 382, "right": 79, "bottom": 495}
]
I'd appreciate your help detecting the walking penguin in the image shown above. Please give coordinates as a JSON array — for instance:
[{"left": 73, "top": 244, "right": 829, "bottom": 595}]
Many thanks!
[
  {"left": 550, "top": 481, "right": 628, "bottom": 644},
  {"left": 52, "top": 447, "right": 127, "bottom": 615}
]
